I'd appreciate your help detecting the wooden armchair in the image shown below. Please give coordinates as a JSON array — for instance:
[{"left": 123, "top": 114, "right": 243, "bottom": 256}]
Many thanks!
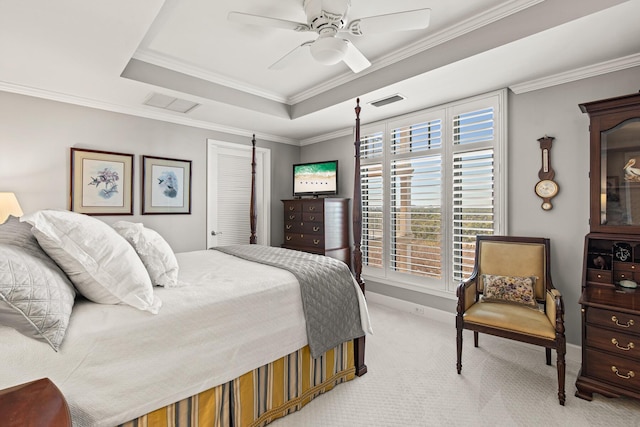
[{"left": 455, "top": 235, "right": 566, "bottom": 405}]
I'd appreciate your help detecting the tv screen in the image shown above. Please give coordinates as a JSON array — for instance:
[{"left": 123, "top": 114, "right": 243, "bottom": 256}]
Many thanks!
[{"left": 293, "top": 160, "right": 338, "bottom": 197}]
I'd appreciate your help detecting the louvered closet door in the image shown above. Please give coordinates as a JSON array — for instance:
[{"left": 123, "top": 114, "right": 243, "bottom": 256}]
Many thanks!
[{"left": 207, "top": 140, "right": 271, "bottom": 248}]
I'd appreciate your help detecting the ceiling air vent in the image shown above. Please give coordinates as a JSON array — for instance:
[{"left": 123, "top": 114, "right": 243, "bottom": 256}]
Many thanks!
[
  {"left": 144, "top": 93, "right": 200, "bottom": 114},
  {"left": 369, "top": 94, "right": 405, "bottom": 108}
]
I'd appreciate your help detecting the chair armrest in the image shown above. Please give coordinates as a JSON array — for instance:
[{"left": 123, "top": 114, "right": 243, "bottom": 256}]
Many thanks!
[
  {"left": 456, "top": 276, "right": 478, "bottom": 315},
  {"left": 545, "top": 288, "right": 565, "bottom": 333}
]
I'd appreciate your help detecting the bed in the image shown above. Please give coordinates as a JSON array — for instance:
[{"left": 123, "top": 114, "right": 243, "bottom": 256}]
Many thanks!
[{"left": 0, "top": 100, "right": 369, "bottom": 426}]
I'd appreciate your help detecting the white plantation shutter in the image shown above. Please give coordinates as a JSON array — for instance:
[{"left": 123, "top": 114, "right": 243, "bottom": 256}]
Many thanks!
[
  {"left": 451, "top": 105, "right": 497, "bottom": 283},
  {"left": 453, "top": 107, "right": 494, "bottom": 145},
  {"left": 388, "top": 118, "right": 444, "bottom": 278},
  {"left": 452, "top": 148, "right": 495, "bottom": 281},
  {"left": 357, "top": 90, "right": 506, "bottom": 293},
  {"left": 361, "top": 163, "right": 383, "bottom": 270},
  {"left": 361, "top": 131, "right": 384, "bottom": 159},
  {"left": 360, "top": 128, "right": 384, "bottom": 271},
  {"left": 391, "top": 155, "right": 442, "bottom": 278}
]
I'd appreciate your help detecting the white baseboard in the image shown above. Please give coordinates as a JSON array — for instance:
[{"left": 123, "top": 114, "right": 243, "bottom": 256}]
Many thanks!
[{"left": 366, "top": 291, "right": 581, "bottom": 363}]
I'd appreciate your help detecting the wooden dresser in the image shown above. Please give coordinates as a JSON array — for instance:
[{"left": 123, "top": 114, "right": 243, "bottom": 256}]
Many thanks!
[
  {"left": 282, "top": 198, "right": 350, "bottom": 267},
  {"left": 576, "top": 92, "right": 640, "bottom": 402}
]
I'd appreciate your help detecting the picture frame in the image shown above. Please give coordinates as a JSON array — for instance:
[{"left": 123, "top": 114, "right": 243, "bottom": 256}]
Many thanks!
[
  {"left": 142, "top": 155, "right": 192, "bottom": 214},
  {"left": 70, "top": 148, "right": 134, "bottom": 215}
]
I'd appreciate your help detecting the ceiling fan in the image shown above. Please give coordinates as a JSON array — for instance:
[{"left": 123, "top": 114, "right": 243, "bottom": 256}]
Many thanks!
[{"left": 228, "top": 0, "right": 431, "bottom": 73}]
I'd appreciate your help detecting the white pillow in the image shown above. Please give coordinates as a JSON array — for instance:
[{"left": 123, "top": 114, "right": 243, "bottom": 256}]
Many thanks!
[
  {"left": 112, "top": 221, "right": 179, "bottom": 287},
  {"left": 21, "top": 210, "right": 161, "bottom": 314}
]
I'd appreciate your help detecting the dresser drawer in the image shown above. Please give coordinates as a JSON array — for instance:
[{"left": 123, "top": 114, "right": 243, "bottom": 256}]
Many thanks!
[
  {"left": 284, "top": 221, "right": 303, "bottom": 232},
  {"left": 285, "top": 212, "right": 302, "bottom": 222},
  {"left": 284, "top": 201, "right": 302, "bottom": 213},
  {"left": 587, "top": 307, "right": 640, "bottom": 334},
  {"left": 302, "top": 201, "right": 324, "bottom": 213},
  {"left": 302, "top": 222, "right": 323, "bottom": 234},
  {"left": 586, "top": 325, "right": 639, "bottom": 359},
  {"left": 584, "top": 348, "right": 639, "bottom": 392},
  {"left": 284, "top": 233, "right": 324, "bottom": 248},
  {"left": 587, "top": 269, "right": 612, "bottom": 284},
  {"left": 303, "top": 212, "right": 322, "bottom": 222}
]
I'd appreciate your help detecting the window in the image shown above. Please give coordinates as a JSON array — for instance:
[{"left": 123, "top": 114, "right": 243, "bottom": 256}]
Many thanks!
[{"left": 360, "top": 90, "right": 507, "bottom": 294}]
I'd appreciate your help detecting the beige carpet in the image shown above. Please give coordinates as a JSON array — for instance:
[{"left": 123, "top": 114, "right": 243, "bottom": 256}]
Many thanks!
[{"left": 271, "top": 302, "right": 640, "bottom": 427}]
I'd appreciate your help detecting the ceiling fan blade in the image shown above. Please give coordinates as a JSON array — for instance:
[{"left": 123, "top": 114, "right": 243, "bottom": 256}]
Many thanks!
[
  {"left": 346, "top": 8, "right": 431, "bottom": 36},
  {"left": 228, "top": 11, "right": 311, "bottom": 32},
  {"left": 342, "top": 40, "right": 371, "bottom": 73},
  {"left": 269, "top": 41, "right": 314, "bottom": 70}
]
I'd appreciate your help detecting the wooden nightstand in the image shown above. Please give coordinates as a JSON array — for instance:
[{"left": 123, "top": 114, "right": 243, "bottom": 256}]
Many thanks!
[{"left": 0, "top": 378, "right": 71, "bottom": 427}]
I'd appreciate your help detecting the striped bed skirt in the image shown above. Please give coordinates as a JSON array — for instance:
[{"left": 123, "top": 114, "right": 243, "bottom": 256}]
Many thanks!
[{"left": 119, "top": 340, "right": 355, "bottom": 427}]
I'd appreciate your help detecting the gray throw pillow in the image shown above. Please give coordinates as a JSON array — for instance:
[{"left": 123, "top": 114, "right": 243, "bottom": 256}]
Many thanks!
[{"left": 0, "top": 243, "right": 76, "bottom": 351}]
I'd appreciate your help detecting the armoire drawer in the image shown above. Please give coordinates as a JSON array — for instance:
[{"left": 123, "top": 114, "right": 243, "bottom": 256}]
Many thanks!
[
  {"left": 587, "top": 269, "right": 612, "bottom": 284},
  {"left": 585, "top": 325, "right": 639, "bottom": 359},
  {"left": 586, "top": 307, "right": 640, "bottom": 335},
  {"left": 584, "top": 348, "right": 639, "bottom": 392}
]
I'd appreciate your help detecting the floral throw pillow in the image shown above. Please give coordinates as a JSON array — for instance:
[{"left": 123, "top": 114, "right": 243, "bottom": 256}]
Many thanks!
[{"left": 481, "top": 274, "right": 537, "bottom": 307}]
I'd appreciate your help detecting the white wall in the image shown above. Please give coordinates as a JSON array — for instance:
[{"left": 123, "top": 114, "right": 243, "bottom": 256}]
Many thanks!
[
  {"left": 0, "top": 92, "right": 299, "bottom": 253},
  {"left": 301, "top": 66, "right": 640, "bottom": 346}
]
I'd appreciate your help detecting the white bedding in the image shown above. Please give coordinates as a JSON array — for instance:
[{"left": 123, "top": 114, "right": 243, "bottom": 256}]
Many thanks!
[{"left": 0, "top": 249, "right": 371, "bottom": 426}]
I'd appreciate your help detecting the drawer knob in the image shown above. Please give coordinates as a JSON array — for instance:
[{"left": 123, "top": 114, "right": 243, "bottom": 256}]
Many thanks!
[
  {"left": 611, "top": 366, "right": 635, "bottom": 380},
  {"left": 286, "top": 236, "right": 292, "bottom": 241},
  {"left": 289, "top": 206, "right": 295, "bottom": 211},
  {"left": 611, "top": 338, "right": 635, "bottom": 351},
  {"left": 309, "top": 206, "right": 315, "bottom": 211},
  {"left": 611, "top": 316, "right": 635, "bottom": 328},
  {"left": 309, "top": 216, "right": 315, "bottom": 221},
  {"left": 313, "top": 239, "right": 320, "bottom": 245},
  {"left": 286, "top": 225, "right": 292, "bottom": 230},
  {"left": 289, "top": 215, "right": 295, "bottom": 220},
  {"left": 313, "top": 226, "right": 320, "bottom": 232},
  {"left": 597, "top": 274, "right": 602, "bottom": 279}
]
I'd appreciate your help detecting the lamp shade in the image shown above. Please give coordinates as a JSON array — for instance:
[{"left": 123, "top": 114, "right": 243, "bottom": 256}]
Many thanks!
[{"left": 0, "top": 192, "right": 24, "bottom": 224}]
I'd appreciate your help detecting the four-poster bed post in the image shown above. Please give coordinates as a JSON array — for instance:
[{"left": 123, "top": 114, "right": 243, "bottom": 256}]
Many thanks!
[
  {"left": 352, "top": 98, "right": 367, "bottom": 376},
  {"left": 250, "top": 134, "right": 257, "bottom": 245},
  {"left": 247, "top": 99, "right": 367, "bottom": 376}
]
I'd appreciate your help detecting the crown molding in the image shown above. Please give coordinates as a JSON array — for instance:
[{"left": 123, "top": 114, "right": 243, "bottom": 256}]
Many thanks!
[
  {"left": 300, "top": 127, "right": 353, "bottom": 146},
  {"left": 132, "top": 49, "right": 290, "bottom": 104},
  {"left": 0, "top": 81, "right": 299, "bottom": 146},
  {"left": 289, "top": 0, "right": 544, "bottom": 104},
  {"left": 509, "top": 53, "right": 640, "bottom": 94}
]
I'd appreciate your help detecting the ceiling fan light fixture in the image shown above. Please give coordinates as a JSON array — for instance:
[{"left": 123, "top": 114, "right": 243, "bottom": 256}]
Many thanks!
[{"left": 310, "top": 36, "right": 347, "bottom": 65}]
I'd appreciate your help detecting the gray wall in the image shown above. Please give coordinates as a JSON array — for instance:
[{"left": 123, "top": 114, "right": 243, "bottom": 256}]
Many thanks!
[
  {"left": 301, "top": 66, "right": 640, "bottom": 346},
  {"left": 0, "top": 91, "right": 299, "bottom": 253}
]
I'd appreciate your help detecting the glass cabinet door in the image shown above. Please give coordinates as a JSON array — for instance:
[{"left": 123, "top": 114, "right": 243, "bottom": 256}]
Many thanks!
[
  {"left": 581, "top": 92, "right": 640, "bottom": 234},
  {"left": 600, "top": 118, "right": 640, "bottom": 227}
]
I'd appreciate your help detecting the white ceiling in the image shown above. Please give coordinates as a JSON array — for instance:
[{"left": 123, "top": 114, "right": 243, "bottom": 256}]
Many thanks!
[{"left": 1, "top": 0, "right": 639, "bottom": 145}]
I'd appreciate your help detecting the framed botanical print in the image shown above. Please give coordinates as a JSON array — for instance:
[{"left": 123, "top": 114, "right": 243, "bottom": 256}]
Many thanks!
[
  {"left": 142, "top": 155, "right": 192, "bottom": 214},
  {"left": 70, "top": 148, "right": 134, "bottom": 215}
]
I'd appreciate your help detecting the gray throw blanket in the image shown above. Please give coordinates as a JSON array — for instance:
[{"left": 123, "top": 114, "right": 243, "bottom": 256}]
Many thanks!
[{"left": 213, "top": 245, "right": 365, "bottom": 358}]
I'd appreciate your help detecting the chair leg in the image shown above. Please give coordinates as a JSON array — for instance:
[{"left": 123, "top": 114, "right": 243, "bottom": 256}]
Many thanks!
[
  {"left": 557, "top": 343, "right": 566, "bottom": 405},
  {"left": 473, "top": 331, "right": 479, "bottom": 347},
  {"left": 456, "top": 320, "right": 463, "bottom": 374},
  {"left": 546, "top": 348, "right": 551, "bottom": 366}
]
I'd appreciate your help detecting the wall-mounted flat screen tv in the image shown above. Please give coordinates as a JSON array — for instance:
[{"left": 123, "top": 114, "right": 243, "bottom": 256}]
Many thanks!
[{"left": 293, "top": 160, "right": 338, "bottom": 197}]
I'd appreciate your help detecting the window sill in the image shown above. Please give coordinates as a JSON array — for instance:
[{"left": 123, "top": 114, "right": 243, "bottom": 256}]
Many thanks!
[{"left": 362, "top": 273, "right": 457, "bottom": 301}]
